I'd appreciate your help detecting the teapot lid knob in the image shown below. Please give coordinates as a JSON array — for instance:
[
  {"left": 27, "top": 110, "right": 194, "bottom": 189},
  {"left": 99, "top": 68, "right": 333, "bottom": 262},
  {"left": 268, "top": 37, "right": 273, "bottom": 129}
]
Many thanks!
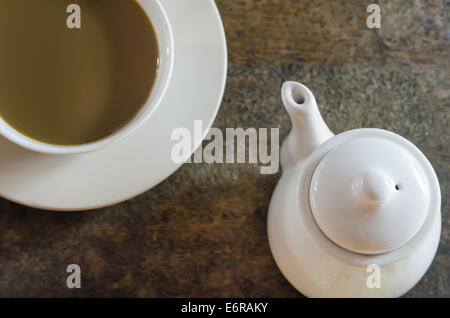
[
  {"left": 353, "top": 170, "right": 395, "bottom": 209},
  {"left": 309, "top": 135, "right": 432, "bottom": 254}
]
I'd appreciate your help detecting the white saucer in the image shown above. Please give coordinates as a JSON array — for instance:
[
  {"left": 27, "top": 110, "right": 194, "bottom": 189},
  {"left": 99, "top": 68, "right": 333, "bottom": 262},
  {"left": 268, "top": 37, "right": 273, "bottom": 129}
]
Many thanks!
[{"left": 0, "top": 0, "right": 227, "bottom": 211}]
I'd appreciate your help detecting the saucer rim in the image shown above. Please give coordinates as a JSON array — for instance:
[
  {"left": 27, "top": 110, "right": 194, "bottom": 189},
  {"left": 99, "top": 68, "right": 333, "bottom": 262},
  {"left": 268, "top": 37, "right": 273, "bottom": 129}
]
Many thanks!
[{"left": 0, "top": 0, "right": 227, "bottom": 211}]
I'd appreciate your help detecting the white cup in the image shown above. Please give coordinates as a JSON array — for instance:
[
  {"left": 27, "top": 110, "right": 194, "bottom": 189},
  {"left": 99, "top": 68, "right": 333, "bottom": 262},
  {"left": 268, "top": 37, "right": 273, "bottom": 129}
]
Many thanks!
[{"left": 0, "top": 0, "right": 174, "bottom": 154}]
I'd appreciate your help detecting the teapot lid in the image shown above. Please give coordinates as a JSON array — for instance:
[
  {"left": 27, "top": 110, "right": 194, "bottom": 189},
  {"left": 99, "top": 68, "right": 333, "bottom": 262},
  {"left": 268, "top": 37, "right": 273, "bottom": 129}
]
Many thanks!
[{"left": 309, "top": 134, "right": 432, "bottom": 255}]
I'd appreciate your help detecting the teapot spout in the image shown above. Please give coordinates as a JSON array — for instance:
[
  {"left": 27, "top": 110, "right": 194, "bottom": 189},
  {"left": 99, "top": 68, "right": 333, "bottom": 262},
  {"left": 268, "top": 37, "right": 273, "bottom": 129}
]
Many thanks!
[{"left": 281, "top": 81, "right": 334, "bottom": 168}]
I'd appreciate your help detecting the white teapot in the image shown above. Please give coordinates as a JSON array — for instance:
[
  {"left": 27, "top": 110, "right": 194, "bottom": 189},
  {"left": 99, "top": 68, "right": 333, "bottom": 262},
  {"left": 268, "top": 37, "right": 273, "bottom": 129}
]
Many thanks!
[{"left": 268, "top": 81, "right": 441, "bottom": 297}]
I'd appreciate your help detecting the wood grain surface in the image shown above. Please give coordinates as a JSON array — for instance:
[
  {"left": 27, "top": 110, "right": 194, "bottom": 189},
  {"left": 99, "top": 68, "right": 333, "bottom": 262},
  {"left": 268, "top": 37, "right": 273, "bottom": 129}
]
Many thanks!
[{"left": 0, "top": 0, "right": 448, "bottom": 297}]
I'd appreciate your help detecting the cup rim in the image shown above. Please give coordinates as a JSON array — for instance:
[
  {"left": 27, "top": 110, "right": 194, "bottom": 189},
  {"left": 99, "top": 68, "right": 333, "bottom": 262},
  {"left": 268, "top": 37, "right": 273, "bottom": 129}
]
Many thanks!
[{"left": 0, "top": 0, "right": 174, "bottom": 155}]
